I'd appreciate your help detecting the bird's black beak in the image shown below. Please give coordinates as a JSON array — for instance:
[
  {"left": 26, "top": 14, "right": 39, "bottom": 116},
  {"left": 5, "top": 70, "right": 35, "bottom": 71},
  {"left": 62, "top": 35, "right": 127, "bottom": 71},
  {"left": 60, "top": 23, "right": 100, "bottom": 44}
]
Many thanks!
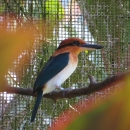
[{"left": 81, "top": 43, "right": 104, "bottom": 50}]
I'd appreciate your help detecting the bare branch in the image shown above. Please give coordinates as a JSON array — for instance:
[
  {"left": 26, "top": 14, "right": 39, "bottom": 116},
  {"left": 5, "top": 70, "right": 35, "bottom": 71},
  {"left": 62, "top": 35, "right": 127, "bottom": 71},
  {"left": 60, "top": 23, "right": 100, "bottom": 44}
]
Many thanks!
[{"left": 0, "top": 72, "right": 129, "bottom": 100}]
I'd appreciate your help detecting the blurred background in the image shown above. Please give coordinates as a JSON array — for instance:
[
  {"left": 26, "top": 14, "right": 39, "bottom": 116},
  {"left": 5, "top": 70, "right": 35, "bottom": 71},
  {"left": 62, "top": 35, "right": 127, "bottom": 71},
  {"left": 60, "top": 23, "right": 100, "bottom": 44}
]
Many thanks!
[{"left": 0, "top": 0, "right": 130, "bottom": 129}]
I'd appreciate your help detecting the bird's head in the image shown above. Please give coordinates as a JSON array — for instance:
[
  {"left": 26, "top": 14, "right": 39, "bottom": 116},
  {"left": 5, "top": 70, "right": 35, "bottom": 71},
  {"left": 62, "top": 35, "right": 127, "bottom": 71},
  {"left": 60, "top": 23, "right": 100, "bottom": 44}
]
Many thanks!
[{"left": 57, "top": 38, "right": 103, "bottom": 54}]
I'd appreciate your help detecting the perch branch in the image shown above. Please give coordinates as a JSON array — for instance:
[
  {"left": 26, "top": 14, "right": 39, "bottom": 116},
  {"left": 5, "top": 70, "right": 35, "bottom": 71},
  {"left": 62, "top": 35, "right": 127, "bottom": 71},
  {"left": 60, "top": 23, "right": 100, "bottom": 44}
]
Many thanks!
[{"left": 0, "top": 72, "right": 129, "bottom": 100}]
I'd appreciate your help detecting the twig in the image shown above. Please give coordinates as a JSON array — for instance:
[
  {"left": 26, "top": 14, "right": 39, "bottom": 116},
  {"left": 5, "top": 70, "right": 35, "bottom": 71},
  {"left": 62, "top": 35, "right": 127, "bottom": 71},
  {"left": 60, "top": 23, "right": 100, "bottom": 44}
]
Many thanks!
[{"left": 0, "top": 72, "right": 129, "bottom": 101}]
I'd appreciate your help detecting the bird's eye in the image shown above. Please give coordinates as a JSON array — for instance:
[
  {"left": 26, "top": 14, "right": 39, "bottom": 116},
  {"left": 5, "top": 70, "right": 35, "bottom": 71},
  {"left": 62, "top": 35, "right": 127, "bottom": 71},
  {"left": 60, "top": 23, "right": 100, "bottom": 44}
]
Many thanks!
[{"left": 73, "top": 41, "right": 80, "bottom": 46}]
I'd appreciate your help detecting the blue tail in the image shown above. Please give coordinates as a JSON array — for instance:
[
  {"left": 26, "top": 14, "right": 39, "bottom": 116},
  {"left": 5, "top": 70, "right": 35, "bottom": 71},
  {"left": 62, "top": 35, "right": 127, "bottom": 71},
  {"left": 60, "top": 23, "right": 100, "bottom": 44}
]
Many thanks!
[{"left": 31, "top": 90, "right": 43, "bottom": 122}]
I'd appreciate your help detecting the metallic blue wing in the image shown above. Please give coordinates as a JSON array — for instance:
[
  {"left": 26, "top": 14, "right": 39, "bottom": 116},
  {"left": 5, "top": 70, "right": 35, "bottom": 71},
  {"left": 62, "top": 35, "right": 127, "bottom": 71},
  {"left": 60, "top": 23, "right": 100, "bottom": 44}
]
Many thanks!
[{"left": 33, "top": 52, "right": 69, "bottom": 93}]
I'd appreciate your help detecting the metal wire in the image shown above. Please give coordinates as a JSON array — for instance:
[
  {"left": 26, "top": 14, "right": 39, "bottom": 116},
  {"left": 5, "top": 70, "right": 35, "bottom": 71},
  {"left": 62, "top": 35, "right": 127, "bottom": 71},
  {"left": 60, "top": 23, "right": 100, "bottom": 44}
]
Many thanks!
[{"left": 0, "top": 0, "right": 130, "bottom": 129}]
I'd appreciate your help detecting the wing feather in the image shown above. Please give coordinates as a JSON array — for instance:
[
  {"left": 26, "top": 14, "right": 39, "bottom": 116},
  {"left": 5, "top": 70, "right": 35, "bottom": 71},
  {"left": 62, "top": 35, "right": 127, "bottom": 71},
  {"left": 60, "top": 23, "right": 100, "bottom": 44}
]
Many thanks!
[{"left": 33, "top": 52, "right": 69, "bottom": 93}]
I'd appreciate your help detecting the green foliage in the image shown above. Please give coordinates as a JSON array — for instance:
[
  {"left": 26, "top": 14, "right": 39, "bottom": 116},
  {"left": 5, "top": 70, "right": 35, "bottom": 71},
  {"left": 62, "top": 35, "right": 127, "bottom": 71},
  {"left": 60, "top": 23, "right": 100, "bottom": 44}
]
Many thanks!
[
  {"left": 84, "top": 0, "right": 122, "bottom": 42},
  {"left": 0, "top": 2, "right": 5, "bottom": 13},
  {"left": 45, "top": 0, "right": 64, "bottom": 22},
  {"left": 81, "top": 0, "right": 130, "bottom": 76}
]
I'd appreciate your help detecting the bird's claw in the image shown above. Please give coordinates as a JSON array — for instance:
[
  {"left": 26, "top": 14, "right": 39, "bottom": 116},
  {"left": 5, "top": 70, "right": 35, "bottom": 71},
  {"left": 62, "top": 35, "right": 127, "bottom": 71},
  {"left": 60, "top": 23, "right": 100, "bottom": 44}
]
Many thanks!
[
  {"left": 50, "top": 91, "right": 54, "bottom": 95},
  {"left": 62, "top": 88, "right": 71, "bottom": 97}
]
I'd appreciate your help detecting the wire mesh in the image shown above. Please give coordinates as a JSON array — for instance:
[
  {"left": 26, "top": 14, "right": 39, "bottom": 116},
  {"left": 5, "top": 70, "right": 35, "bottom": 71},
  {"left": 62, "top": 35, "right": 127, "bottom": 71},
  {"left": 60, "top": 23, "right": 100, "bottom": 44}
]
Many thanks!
[{"left": 0, "top": 0, "right": 130, "bottom": 129}]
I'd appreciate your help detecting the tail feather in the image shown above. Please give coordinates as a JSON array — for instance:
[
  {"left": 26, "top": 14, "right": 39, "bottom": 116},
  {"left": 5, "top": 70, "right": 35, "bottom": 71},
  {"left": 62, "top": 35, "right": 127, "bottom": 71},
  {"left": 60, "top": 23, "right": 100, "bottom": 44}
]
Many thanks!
[{"left": 31, "top": 90, "right": 43, "bottom": 122}]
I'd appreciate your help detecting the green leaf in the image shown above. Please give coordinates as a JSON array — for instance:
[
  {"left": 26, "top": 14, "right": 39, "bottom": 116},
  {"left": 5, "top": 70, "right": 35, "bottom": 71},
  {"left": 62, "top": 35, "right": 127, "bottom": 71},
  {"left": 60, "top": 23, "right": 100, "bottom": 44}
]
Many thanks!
[{"left": 45, "top": 0, "right": 64, "bottom": 22}]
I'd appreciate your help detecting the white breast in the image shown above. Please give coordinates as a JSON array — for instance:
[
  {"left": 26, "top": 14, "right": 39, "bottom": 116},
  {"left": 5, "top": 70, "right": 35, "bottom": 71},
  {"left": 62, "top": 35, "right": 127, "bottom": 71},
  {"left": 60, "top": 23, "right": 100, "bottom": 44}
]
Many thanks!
[{"left": 43, "top": 60, "right": 77, "bottom": 95}]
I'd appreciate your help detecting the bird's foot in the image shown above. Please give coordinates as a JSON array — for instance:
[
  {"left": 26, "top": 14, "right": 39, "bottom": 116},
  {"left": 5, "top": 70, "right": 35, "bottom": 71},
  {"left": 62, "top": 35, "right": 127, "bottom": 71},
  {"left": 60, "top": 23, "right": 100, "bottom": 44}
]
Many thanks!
[
  {"left": 55, "top": 86, "right": 64, "bottom": 90},
  {"left": 62, "top": 88, "right": 71, "bottom": 97},
  {"left": 49, "top": 86, "right": 64, "bottom": 95},
  {"left": 49, "top": 90, "right": 55, "bottom": 95}
]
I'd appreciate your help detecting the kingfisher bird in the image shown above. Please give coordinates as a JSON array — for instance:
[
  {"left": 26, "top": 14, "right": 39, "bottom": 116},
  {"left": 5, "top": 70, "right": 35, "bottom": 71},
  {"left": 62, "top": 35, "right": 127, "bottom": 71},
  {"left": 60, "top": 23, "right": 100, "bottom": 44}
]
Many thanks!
[{"left": 31, "top": 38, "right": 103, "bottom": 122}]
